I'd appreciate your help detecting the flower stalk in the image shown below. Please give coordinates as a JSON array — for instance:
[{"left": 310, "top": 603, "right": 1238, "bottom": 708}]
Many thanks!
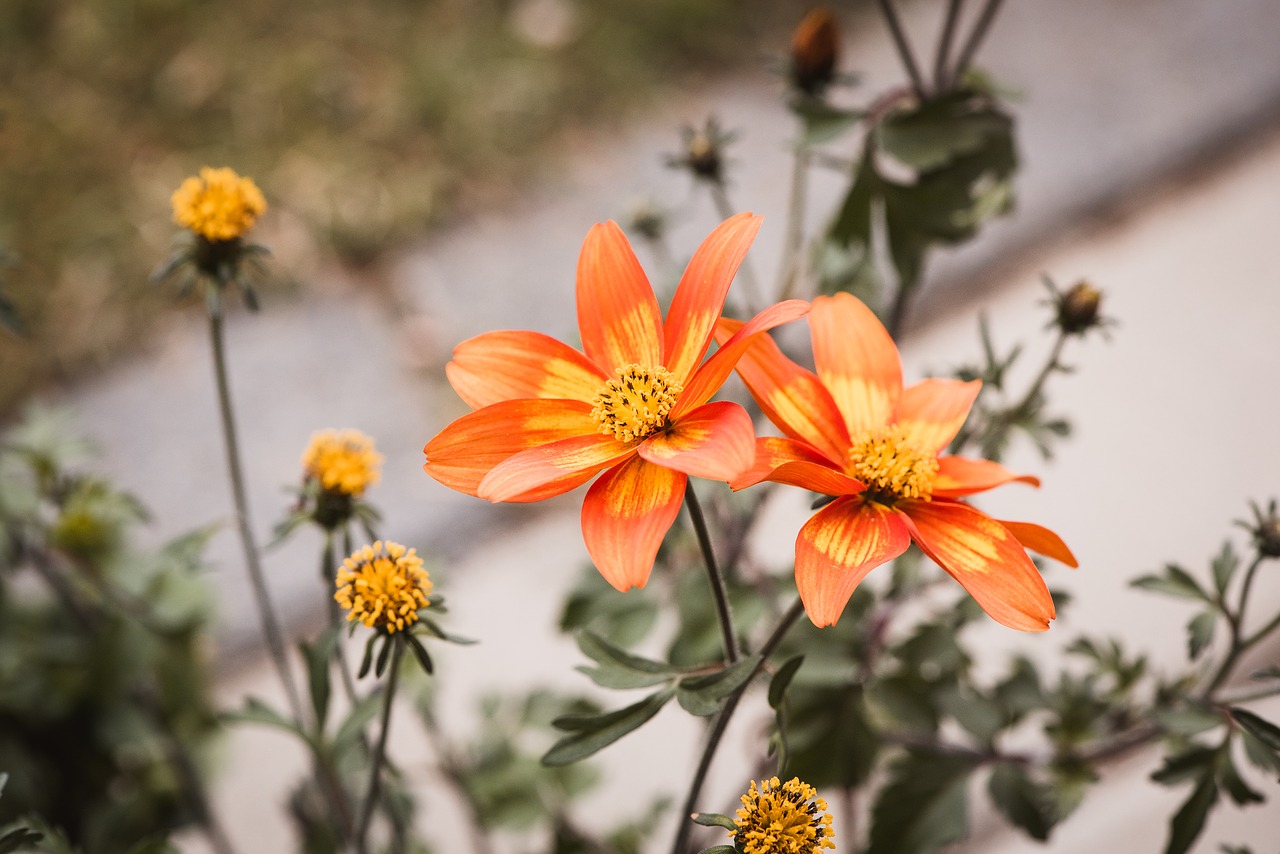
[
  {"left": 684, "top": 484, "right": 740, "bottom": 664},
  {"left": 356, "top": 638, "right": 404, "bottom": 854}
]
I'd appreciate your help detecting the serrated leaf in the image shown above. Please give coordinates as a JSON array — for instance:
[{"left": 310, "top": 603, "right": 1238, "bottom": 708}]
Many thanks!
[
  {"left": 1151, "top": 746, "right": 1217, "bottom": 786},
  {"left": 676, "top": 656, "right": 762, "bottom": 716},
  {"left": 1164, "top": 773, "right": 1218, "bottom": 854},
  {"left": 543, "top": 689, "right": 673, "bottom": 766},
  {"left": 1231, "top": 708, "right": 1280, "bottom": 750},
  {"left": 1154, "top": 707, "right": 1223, "bottom": 738},
  {"left": 1131, "top": 566, "right": 1209, "bottom": 601},
  {"left": 868, "top": 752, "right": 975, "bottom": 854},
  {"left": 769, "top": 656, "right": 805, "bottom": 710},
  {"left": 987, "top": 763, "right": 1055, "bottom": 841},
  {"left": 691, "top": 812, "right": 737, "bottom": 830},
  {"left": 1211, "top": 542, "right": 1238, "bottom": 597},
  {"left": 1187, "top": 611, "right": 1216, "bottom": 661}
]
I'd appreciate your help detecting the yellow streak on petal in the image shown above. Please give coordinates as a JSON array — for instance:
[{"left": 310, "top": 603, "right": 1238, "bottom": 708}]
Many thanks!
[
  {"left": 604, "top": 304, "right": 662, "bottom": 370},
  {"left": 826, "top": 376, "right": 894, "bottom": 436},
  {"left": 535, "top": 357, "right": 605, "bottom": 399}
]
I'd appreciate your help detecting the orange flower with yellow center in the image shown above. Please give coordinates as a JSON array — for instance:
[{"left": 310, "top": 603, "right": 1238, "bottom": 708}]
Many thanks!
[
  {"left": 719, "top": 292, "right": 1076, "bottom": 631},
  {"left": 423, "top": 214, "right": 808, "bottom": 591}
]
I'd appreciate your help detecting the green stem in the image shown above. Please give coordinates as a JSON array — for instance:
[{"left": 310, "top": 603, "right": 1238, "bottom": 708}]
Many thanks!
[
  {"left": 949, "top": 0, "right": 1005, "bottom": 87},
  {"left": 709, "top": 182, "right": 763, "bottom": 316},
  {"left": 323, "top": 530, "right": 362, "bottom": 708},
  {"left": 207, "top": 292, "right": 304, "bottom": 723},
  {"left": 886, "top": 270, "right": 918, "bottom": 340},
  {"left": 777, "top": 144, "right": 812, "bottom": 302},
  {"left": 877, "top": 0, "right": 927, "bottom": 97},
  {"left": 670, "top": 597, "right": 806, "bottom": 854},
  {"left": 356, "top": 638, "right": 403, "bottom": 854},
  {"left": 684, "top": 485, "right": 739, "bottom": 664},
  {"left": 1205, "top": 554, "right": 1275, "bottom": 696},
  {"left": 933, "top": 0, "right": 966, "bottom": 91}
]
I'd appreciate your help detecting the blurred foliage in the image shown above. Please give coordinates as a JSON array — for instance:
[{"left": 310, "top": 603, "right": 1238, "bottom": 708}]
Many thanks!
[
  {"left": 0, "top": 0, "right": 811, "bottom": 415},
  {"left": 0, "top": 408, "right": 218, "bottom": 852}
]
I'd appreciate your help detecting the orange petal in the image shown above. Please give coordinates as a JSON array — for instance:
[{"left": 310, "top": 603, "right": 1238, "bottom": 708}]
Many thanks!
[
  {"left": 894, "top": 378, "right": 981, "bottom": 453},
  {"left": 673, "top": 299, "right": 811, "bottom": 419},
  {"left": 810, "top": 293, "right": 902, "bottom": 437},
  {"left": 636, "top": 401, "right": 755, "bottom": 482},
  {"left": 713, "top": 315, "right": 849, "bottom": 464},
  {"left": 478, "top": 433, "right": 635, "bottom": 503},
  {"left": 663, "top": 213, "right": 763, "bottom": 383},
  {"left": 903, "top": 500, "right": 1056, "bottom": 632},
  {"left": 731, "top": 437, "right": 862, "bottom": 496},
  {"left": 446, "top": 330, "right": 607, "bottom": 409},
  {"left": 576, "top": 221, "right": 663, "bottom": 372},
  {"left": 795, "top": 497, "right": 911, "bottom": 627},
  {"left": 581, "top": 457, "right": 687, "bottom": 591},
  {"left": 932, "top": 455, "right": 1041, "bottom": 498},
  {"left": 997, "top": 520, "right": 1078, "bottom": 568},
  {"left": 423, "top": 399, "right": 597, "bottom": 497}
]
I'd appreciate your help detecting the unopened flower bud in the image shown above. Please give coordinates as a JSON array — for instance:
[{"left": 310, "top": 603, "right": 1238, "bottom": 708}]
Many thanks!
[
  {"left": 790, "top": 8, "right": 840, "bottom": 96},
  {"left": 1059, "top": 281, "right": 1102, "bottom": 334},
  {"left": 666, "top": 117, "right": 734, "bottom": 186},
  {"left": 1241, "top": 499, "right": 1280, "bottom": 559}
]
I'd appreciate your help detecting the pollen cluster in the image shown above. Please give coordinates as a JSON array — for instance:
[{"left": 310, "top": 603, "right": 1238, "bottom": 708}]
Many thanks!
[
  {"left": 847, "top": 424, "right": 939, "bottom": 501},
  {"left": 171, "top": 166, "right": 267, "bottom": 242},
  {"left": 334, "top": 541, "right": 432, "bottom": 634},
  {"left": 590, "top": 364, "right": 682, "bottom": 443},
  {"left": 733, "top": 776, "right": 835, "bottom": 854},
  {"left": 302, "top": 429, "right": 383, "bottom": 497}
]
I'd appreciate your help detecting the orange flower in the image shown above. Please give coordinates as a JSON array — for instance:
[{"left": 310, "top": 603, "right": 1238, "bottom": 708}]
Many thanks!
[
  {"left": 719, "top": 292, "right": 1076, "bottom": 631},
  {"left": 423, "top": 214, "right": 808, "bottom": 591}
]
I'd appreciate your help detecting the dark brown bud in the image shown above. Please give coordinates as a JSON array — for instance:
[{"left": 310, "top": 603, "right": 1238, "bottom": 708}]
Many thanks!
[
  {"left": 790, "top": 8, "right": 840, "bottom": 95},
  {"left": 1242, "top": 500, "right": 1280, "bottom": 559},
  {"left": 1059, "top": 281, "right": 1102, "bottom": 333},
  {"left": 666, "top": 117, "right": 735, "bottom": 186}
]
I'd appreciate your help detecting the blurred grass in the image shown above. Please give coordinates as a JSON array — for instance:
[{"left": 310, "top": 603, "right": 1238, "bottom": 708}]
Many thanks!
[{"left": 0, "top": 0, "right": 809, "bottom": 414}]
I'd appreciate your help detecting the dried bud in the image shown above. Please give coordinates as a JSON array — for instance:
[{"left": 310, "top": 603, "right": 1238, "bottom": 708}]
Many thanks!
[
  {"left": 666, "top": 117, "right": 735, "bottom": 186},
  {"left": 790, "top": 7, "right": 840, "bottom": 96},
  {"left": 1044, "top": 276, "right": 1111, "bottom": 338},
  {"left": 1241, "top": 500, "right": 1280, "bottom": 559}
]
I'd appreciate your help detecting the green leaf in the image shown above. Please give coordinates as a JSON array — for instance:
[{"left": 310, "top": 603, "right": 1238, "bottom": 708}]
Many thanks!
[
  {"left": 227, "top": 697, "right": 306, "bottom": 740},
  {"left": 1151, "top": 746, "right": 1217, "bottom": 786},
  {"left": 300, "top": 627, "right": 338, "bottom": 732},
  {"left": 1240, "top": 729, "right": 1280, "bottom": 777},
  {"left": 543, "top": 689, "right": 673, "bottom": 766},
  {"left": 332, "top": 692, "right": 382, "bottom": 754},
  {"left": 769, "top": 655, "right": 805, "bottom": 710},
  {"left": 868, "top": 752, "right": 976, "bottom": 854},
  {"left": 828, "top": 152, "right": 876, "bottom": 249},
  {"left": 1211, "top": 542, "right": 1239, "bottom": 597},
  {"left": 988, "top": 763, "right": 1055, "bottom": 841},
  {"left": 791, "top": 99, "right": 864, "bottom": 146},
  {"left": 1187, "top": 611, "right": 1216, "bottom": 661},
  {"left": 1153, "top": 706, "right": 1223, "bottom": 738},
  {"left": 1218, "top": 752, "right": 1263, "bottom": 806},
  {"left": 1131, "top": 565, "right": 1209, "bottom": 601},
  {"left": 1219, "top": 845, "right": 1253, "bottom": 854},
  {"left": 575, "top": 630, "right": 685, "bottom": 689},
  {"left": 1231, "top": 708, "right": 1280, "bottom": 750},
  {"left": 875, "top": 93, "right": 1013, "bottom": 173},
  {"left": 676, "top": 656, "right": 761, "bottom": 717},
  {"left": 691, "top": 812, "right": 737, "bottom": 830},
  {"left": 1164, "top": 773, "right": 1218, "bottom": 854},
  {"left": 694, "top": 847, "right": 737, "bottom": 854},
  {"left": 0, "top": 828, "right": 44, "bottom": 854}
]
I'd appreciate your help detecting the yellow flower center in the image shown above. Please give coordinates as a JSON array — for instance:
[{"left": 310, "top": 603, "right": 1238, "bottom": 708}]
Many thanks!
[
  {"left": 590, "top": 364, "right": 683, "bottom": 443},
  {"left": 847, "top": 424, "right": 938, "bottom": 502},
  {"left": 171, "top": 166, "right": 267, "bottom": 242},
  {"left": 334, "top": 541, "right": 432, "bottom": 634},
  {"left": 302, "top": 429, "right": 383, "bottom": 497},
  {"left": 733, "top": 776, "right": 835, "bottom": 854}
]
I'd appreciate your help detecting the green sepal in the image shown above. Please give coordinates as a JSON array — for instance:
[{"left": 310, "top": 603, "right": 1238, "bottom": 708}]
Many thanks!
[
  {"left": 404, "top": 632, "right": 434, "bottom": 675},
  {"left": 416, "top": 615, "right": 476, "bottom": 645},
  {"left": 1231, "top": 707, "right": 1280, "bottom": 750},
  {"left": 691, "top": 812, "right": 737, "bottom": 830},
  {"left": 357, "top": 632, "right": 380, "bottom": 679},
  {"left": 374, "top": 632, "right": 395, "bottom": 677},
  {"left": 694, "top": 847, "right": 737, "bottom": 854}
]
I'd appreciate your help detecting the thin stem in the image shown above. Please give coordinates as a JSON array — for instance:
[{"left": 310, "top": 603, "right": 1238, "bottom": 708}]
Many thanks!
[
  {"left": 1204, "top": 555, "right": 1274, "bottom": 696},
  {"left": 323, "top": 530, "right": 361, "bottom": 708},
  {"left": 1010, "top": 331, "right": 1068, "bottom": 418},
  {"left": 685, "top": 485, "right": 740, "bottom": 665},
  {"left": 877, "top": 0, "right": 927, "bottom": 97},
  {"left": 207, "top": 294, "right": 304, "bottom": 723},
  {"left": 709, "top": 183, "right": 764, "bottom": 315},
  {"left": 357, "top": 638, "right": 403, "bottom": 854},
  {"left": 670, "top": 597, "right": 806, "bottom": 854},
  {"left": 933, "top": 0, "right": 966, "bottom": 91},
  {"left": 949, "top": 0, "right": 1005, "bottom": 87},
  {"left": 777, "top": 144, "right": 812, "bottom": 302},
  {"left": 886, "top": 270, "right": 919, "bottom": 340}
]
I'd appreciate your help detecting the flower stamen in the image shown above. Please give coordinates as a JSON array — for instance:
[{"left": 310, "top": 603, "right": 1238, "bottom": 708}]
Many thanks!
[
  {"left": 733, "top": 776, "right": 835, "bottom": 854},
  {"left": 590, "top": 364, "right": 682, "bottom": 443},
  {"left": 334, "top": 541, "right": 432, "bottom": 634},
  {"left": 848, "top": 424, "right": 938, "bottom": 502}
]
